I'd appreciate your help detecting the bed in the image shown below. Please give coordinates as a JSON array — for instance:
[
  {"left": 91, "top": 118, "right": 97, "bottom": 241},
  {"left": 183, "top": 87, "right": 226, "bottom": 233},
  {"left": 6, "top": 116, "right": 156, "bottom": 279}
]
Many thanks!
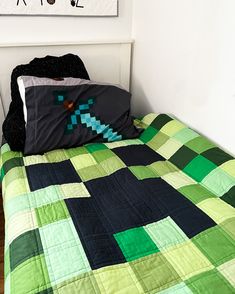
[{"left": 0, "top": 42, "right": 235, "bottom": 294}]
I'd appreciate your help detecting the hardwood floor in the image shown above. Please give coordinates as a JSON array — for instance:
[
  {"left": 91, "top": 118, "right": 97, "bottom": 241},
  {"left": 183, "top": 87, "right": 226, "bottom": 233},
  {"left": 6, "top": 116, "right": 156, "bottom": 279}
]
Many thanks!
[{"left": 0, "top": 192, "right": 4, "bottom": 294}]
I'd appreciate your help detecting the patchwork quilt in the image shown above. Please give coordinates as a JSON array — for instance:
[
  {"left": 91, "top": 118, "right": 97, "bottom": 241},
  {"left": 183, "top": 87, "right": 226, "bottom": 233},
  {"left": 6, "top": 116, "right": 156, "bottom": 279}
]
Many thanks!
[{"left": 1, "top": 113, "right": 235, "bottom": 294}]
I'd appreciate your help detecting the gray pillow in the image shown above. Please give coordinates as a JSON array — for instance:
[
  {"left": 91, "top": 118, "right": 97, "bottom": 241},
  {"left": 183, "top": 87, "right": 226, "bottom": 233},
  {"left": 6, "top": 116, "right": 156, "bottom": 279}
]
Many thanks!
[{"left": 18, "top": 76, "right": 141, "bottom": 155}]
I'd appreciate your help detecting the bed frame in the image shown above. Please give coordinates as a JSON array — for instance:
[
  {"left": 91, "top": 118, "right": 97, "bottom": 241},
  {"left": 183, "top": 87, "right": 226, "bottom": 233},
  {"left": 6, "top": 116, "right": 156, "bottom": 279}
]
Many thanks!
[{"left": 0, "top": 40, "right": 133, "bottom": 139}]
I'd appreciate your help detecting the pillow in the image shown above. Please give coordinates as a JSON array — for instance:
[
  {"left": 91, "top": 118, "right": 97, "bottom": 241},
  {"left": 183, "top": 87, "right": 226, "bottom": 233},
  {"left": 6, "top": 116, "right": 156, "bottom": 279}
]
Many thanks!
[
  {"left": 19, "top": 76, "right": 141, "bottom": 155},
  {"left": 2, "top": 54, "right": 90, "bottom": 151}
]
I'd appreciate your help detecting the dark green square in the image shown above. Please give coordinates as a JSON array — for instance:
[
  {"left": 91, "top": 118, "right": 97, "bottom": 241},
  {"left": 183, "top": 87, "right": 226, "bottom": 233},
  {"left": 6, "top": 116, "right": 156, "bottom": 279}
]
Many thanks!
[
  {"left": 114, "top": 227, "right": 159, "bottom": 261},
  {"left": 201, "top": 147, "right": 233, "bottom": 166},
  {"left": 183, "top": 155, "right": 217, "bottom": 182},
  {"left": 169, "top": 146, "right": 198, "bottom": 169},
  {"left": 3, "top": 157, "right": 24, "bottom": 174},
  {"left": 192, "top": 226, "right": 235, "bottom": 266},
  {"left": 221, "top": 186, "right": 235, "bottom": 208},
  {"left": 140, "top": 126, "right": 158, "bottom": 143},
  {"left": 10, "top": 229, "right": 43, "bottom": 271},
  {"left": 186, "top": 269, "right": 234, "bottom": 294},
  {"left": 150, "top": 114, "right": 173, "bottom": 130},
  {"left": 185, "top": 136, "right": 216, "bottom": 153},
  {"left": 178, "top": 184, "right": 216, "bottom": 204},
  {"left": 86, "top": 143, "right": 108, "bottom": 153}
]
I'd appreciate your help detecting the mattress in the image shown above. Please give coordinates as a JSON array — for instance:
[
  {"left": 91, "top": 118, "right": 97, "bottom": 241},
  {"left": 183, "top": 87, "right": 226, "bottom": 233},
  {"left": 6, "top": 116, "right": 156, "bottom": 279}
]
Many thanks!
[{"left": 1, "top": 113, "right": 235, "bottom": 294}]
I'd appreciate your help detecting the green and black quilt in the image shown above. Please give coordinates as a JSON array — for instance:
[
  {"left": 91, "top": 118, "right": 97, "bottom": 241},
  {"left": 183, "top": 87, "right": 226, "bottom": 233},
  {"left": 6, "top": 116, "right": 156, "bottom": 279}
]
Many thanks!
[{"left": 1, "top": 113, "right": 235, "bottom": 294}]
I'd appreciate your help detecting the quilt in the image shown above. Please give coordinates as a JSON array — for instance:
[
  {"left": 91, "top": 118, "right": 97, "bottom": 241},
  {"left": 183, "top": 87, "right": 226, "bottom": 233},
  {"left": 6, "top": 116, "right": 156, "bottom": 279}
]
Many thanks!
[{"left": 1, "top": 113, "right": 235, "bottom": 294}]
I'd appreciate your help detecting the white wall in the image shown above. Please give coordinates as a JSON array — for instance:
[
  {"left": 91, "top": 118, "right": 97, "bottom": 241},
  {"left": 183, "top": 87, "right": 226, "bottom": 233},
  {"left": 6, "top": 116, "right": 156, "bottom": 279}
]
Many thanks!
[
  {"left": 131, "top": 0, "right": 235, "bottom": 155},
  {"left": 0, "top": 0, "right": 132, "bottom": 43}
]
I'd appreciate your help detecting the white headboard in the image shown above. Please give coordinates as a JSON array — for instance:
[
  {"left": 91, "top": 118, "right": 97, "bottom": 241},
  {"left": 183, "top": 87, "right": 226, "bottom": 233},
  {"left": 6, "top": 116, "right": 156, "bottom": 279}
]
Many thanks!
[{"left": 0, "top": 40, "right": 133, "bottom": 138}]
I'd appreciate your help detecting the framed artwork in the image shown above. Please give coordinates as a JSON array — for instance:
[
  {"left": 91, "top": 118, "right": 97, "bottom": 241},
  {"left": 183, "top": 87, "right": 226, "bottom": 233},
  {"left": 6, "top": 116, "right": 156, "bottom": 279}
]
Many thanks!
[{"left": 0, "top": 0, "right": 118, "bottom": 16}]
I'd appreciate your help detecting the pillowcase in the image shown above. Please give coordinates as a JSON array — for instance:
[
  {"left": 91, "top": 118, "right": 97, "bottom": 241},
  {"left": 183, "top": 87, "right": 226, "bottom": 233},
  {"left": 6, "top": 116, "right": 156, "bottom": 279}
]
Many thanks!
[
  {"left": 2, "top": 53, "right": 90, "bottom": 151},
  {"left": 18, "top": 76, "right": 141, "bottom": 155}
]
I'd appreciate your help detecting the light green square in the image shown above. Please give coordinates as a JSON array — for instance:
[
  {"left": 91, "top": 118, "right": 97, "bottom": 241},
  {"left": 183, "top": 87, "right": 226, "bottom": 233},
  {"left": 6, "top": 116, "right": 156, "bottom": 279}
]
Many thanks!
[
  {"left": 40, "top": 219, "right": 91, "bottom": 286},
  {"left": 100, "top": 157, "right": 125, "bottom": 175},
  {"left": 161, "top": 120, "right": 186, "bottom": 137},
  {"left": 220, "top": 218, "right": 235, "bottom": 239},
  {"left": 104, "top": 140, "right": 128, "bottom": 149},
  {"left": 92, "top": 149, "right": 115, "bottom": 163},
  {"left": 129, "top": 165, "right": 158, "bottom": 180},
  {"left": 65, "top": 146, "right": 88, "bottom": 158},
  {"left": 162, "top": 171, "right": 196, "bottom": 190},
  {"left": 2, "top": 150, "right": 22, "bottom": 163},
  {"left": 36, "top": 200, "right": 69, "bottom": 227},
  {"left": 202, "top": 168, "right": 235, "bottom": 197},
  {"left": 122, "top": 138, "right": 144, "bottom": 146},
  {"left": 158, "top": 282, "right": 193, "bottom": 294},
  {"left": 23, "top": 154, "right": 48, "bottom": 166},
  {"left": 4, "top": 166, "right": 27, "bottom": 187},
  {"left": 147, "top": 132, "right": 169, "bottom": 151},
  {"left": 60, "top": 183, "right": 90, "bottom": 199},
  {"left": 173, "top": 128, "right": 199, "bottom": 144},
  {"left": 77, "top": 164, "right": 107, "bottom": 182},
  {"left": 11, "top": 254, "right": 50, "bottom": 294},
  {"left": 157, "top": 138, "right": 183, "bottom": 159},
  {"left": 1, "top": 143, "right": 11, "bottom": 154},
  {"left": 178, "top": 184, "right": 216, "bottom": 204},
  {"left": 71, "top": 153, "right": 96, "bottom": 171},
  {"left": 141, "top": 113, "right": 158, "bottom": 126},
  {"left": 45, "top": 149, "right": 69, "bottom": 163},
  {"left": 4, "top": 178, "right": 30, "bottom": 200},
  {"left": 145, "top": 217, "right": 188, "bottom": 250},
  {"left": 186, "top": 136, "right": 216, "bottom": 153},
  {"left": 149, "top": 161, "right": 179, "bottom": 177}
]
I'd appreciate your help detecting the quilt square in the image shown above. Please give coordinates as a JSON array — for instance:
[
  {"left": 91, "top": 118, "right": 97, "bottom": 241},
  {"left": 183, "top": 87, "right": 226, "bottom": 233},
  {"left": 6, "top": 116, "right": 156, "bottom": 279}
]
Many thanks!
[
  {"left": 92, "top": 149, "right": 115, "bottom": 163},
  {"left": 192, "top": 226, "right": 235, "bottom": 266},
  {"left": 71, "top": 153, "right": 96, "bottom": 170},
  {"left": 157, "top": 138, "right": 183, "bottom": 159},
  {"left": 94, "top": 263, "right": 143, "bottom": 294},
  {"left": 220, "top": 218, "right": 235, "bottom": 239},
  {"left": 45, "top": 149, "right": 69, "bottom": 163},
  {"left": 11, "top": 254, "right": 50, "bottom": 294},
  {"left": 183, "top": 155, "right": 217, "bottom": 182},
  {"left": 140, "top": 126, "right": 158, "bottom": 143},
  {"left": 36, "top": 200, "right": 70, "bottom": 227},
  {"left": 147, "top": 132, "right": 169, "bottom": 151},
  {"left": 173, "top": 128, "right": 199, "bottom": 144},
  {"left": 114, "top": 226, "right": 159, "bottom": 261},
  {"left": 158, "top": 282, "right": 193, "bottom": 294},
  {"left": 145, "top": 217, "right": 188, "bottom": 250},
  {"left": 3, "top": 157, "right": 24, "bottom": 174},
  {"left": 178, "top": 184, "right": 216, "bottom": 204},
  {"left": 129, "top": 165, "right": 158, "bottom": 180},
  {"left": 60, "top": 183, "right": 90, "bottom": 199},
  {"left": 131, "top": 253, "right": 181, "bottom": 293},
  {"left": 221, "top": 186, "right": 235, "bottom": 208},
  {"left": 23, "top": 154, "right": 48, "bottom": 166},
  {"left": 186, "top": 269, "right": 234, "bottom": 294},
  {"left": 10, "top": 229, "right": 43, "bottom": 271},
  {"left": 161, "top": 120, "right": 186, "bottom": 137},
  {"left": 150, "top": 114, "right": 173, "bottom": 130},
  {"left": 85, "top": 143, "right": 108, "bottom": 153},
  {"left": 163, "top": 241, "right": 213, "bottom": 280},
  {"left": 169, "top": 146, "right": 198, "bottom": 170},
  {"left": 113, "top": 145, "right": 165, "bottom": 166},
  {"left": 217, "top": 258, "right": 235, "bottom": 287},
  {"left": 162, "top": 171, "right": 196, "bottom": 190},
  {"left": 220, "top": 159, "right": 235, "bottom": 178},
  {"left": 65, "top": 146, "right": 88, "bottom": 158},
  {"left": 26, "top": 161, "right": 81, "bottom": 191},
  {"left": 201, "top": 147, "right": 233, "bottom": 166},
  {"left": 100, "top": 156, "right": 126, "bottom": 175},
  {"left": 77, "top": 164, "right": 107, "bottom": 182},
  {"left": 185, "top": 136, "right": 216, "bottom": 154},
  {"left": 150, "top": 161, "right": 179, "bottom": 177}
]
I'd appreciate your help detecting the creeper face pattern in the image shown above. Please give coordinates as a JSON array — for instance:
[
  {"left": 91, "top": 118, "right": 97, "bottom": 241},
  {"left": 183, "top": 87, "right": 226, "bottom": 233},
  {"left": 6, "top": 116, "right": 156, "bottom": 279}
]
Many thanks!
[{"left": 54, "top": 91, "right": 122, "bottom": 142}]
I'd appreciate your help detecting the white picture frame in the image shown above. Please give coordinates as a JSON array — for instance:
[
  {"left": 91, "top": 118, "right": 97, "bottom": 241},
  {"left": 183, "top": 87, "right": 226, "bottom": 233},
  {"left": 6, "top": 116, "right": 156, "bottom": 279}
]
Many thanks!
[{"left": 0, "top": 0, "right": 118, "bottom": 16}]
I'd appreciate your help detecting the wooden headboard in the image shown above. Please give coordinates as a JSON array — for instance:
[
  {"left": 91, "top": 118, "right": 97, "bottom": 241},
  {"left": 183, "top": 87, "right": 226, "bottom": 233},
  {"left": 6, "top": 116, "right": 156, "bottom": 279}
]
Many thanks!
[{"left": 0, "top": 40, "right": 133, "bottom": 139}]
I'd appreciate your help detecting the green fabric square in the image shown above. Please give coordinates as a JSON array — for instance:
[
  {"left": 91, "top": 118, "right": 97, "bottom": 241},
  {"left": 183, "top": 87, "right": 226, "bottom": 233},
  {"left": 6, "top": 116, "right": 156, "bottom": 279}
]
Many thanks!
[
  {"left": 178, "top": 184, "right": 216, "bottom": 204},
  {"left": 100, "top": 157, "right": 125, "bottom": 175},
  {"left": 173, "top": 128, "right": 199, "bottom": 144},
  {"left": 221, "top": 186, "right": 235, "bottom": 208},
  {"left": 114, "top": 227, "right": 159, "bottom": 261},
  {"left": 86, "top": 143, "right": 108, "bottom": 153},
  {"left": 129, "top": 165, "right": 158, "bottom": 180},
  {"left": 149, "top": 161, "right": 179, "bottom": 177},
  {"left": 77, "top": 164, "right": 107, "bottom": 182},
  {"left": 220, "top": 218, "right": 235, "bottom": 239},
  {"left": 10, "top": 229, "right": 43, "bottom": 271},
  {"left": 140, "top": 126, "right": 158, "bottom": 143},
  {"left": 65, "top": 146, "right": 88, "bottom": 158},
  {"left": 169, "top": 146, "right": 198, "bottom": 170},
  {"left": 201, "top": 147, "right": 233, "bottom": 166},
  {"left": 151, "top": 114, "right": 173, "bottom": 130},
  {"left": 45, "top": 150, "right": 69, "bottom": 163},
  {"left": 36, "top": 201, "right": 69, "bottom": 227},
  {"left": 186, "top": 269, "right": 234, "bottom": 294},
  {"left": 186, "top": 136, "right": 216, "bottom": 154},
  {"left": 11, "top": 254, "right": 50, "bottom": 294},
  {"left": 183, "top": 155, "right": 217, "bottom": 182},
  {"left": 192, "top": 226, "right": 235, "bottom": 266},
  {"left": 2, "top": 150, "right": 22, "bottom": 163},
  {"left": 92, "top": 149, "right": 115, "bottom": 163},
  {"left": 130, "top": 253, "right": 181, "bottom": 293},
  {"left": 3, "top": 157, "right": 24, "bottom": 174},
  {"left": 147, "top": 132, "right": 169, "bottom": 151},
  {"left": 158, "top": 282, "right": 193, "bottom": 294},
  {"left": 145, "top": 217, "right": 188, "bottom": 250}
]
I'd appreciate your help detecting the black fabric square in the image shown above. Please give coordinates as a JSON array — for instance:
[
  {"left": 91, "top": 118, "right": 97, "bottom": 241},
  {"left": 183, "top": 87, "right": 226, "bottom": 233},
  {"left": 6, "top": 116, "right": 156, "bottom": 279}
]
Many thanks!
[
  {"left": 221, "top": 186, "right": 235, "bottom": 208},
  {"left": 112, "top": 145, "right": 165, "bottom": 166},
  {"left": 201, "top": 147, "right": 233, "bottom": 166},
  {"left": 170, "top": 146, "right": 198, "bottom": 169},
  {"left": 3, "top": 157, "right": 24, "bottom": 174},
  {"left": 26, "top": 160, "right": 81, "bottom": 191},
  {"left": 150, "top": 114, "right": 173, "bottom": 130}
]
